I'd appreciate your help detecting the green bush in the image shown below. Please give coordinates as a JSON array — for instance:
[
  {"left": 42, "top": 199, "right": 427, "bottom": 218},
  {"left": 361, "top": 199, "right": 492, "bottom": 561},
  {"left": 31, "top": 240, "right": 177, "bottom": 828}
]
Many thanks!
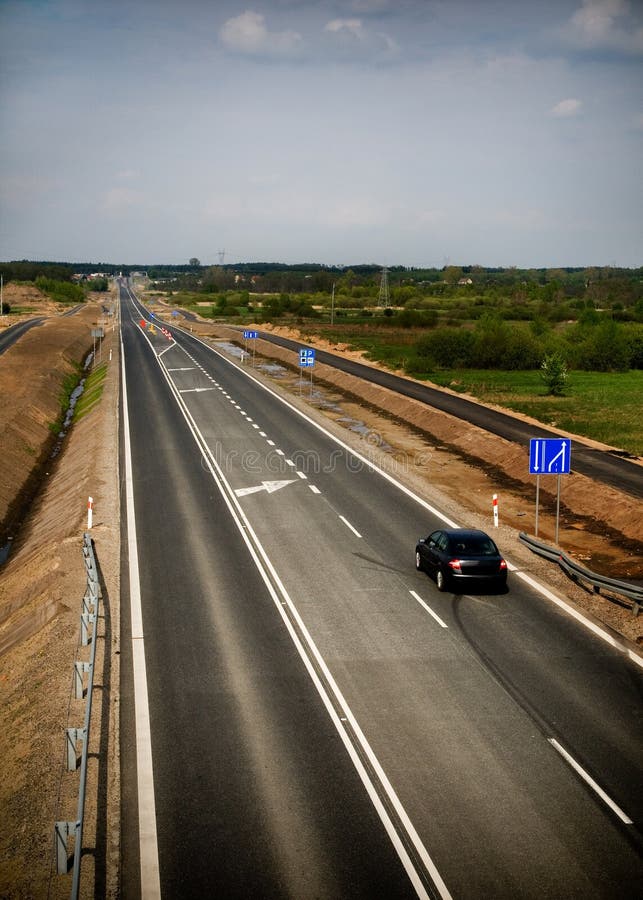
[
  {"left": 35, "top": 277, "right": 84, "bottom": 304},
  {"left": 414, "top": 327, "right": 475, "bottom": 368},
  {"left": 540, "top": 352, "right": 569, "bottom": 396},
  {"left": 569, "top": 320, "right": 631, "bottom": 371}
]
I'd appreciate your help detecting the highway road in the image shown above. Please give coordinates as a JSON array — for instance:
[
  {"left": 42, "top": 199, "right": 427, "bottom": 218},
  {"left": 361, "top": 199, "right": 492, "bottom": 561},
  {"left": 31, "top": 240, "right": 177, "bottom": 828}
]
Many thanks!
[
  {"left": 0, "top": 317, "right": 45, "bottom": 355},
  {"left": 0, "top": 304, "right": 85, "bottom": 356},
  {"left": 119, "top": 282, "right": 643, "bottom": 898},
  {"left": 245, "top": 330, "right": 643, "bottom": 500}
]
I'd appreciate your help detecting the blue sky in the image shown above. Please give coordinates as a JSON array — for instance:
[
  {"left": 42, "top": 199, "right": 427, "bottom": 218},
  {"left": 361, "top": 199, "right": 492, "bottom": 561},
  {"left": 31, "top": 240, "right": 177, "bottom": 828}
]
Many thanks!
[{"left": 1, "top": 0, "right": 642, "bottom": 267}]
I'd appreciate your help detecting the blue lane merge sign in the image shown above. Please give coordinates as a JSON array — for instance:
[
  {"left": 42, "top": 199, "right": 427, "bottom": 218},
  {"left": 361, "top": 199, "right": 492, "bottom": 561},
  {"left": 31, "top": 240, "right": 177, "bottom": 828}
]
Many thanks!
[
  {"left": 529, "top": 438, "right": 571, "bottom": 475},
  {"left": 243, "top": 330, "right": 258, "bottom": 339}
]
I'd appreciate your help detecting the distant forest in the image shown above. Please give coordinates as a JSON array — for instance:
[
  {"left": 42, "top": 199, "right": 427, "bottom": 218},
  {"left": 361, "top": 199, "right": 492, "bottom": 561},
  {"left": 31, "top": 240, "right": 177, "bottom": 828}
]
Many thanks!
[{"left": 2, "top": 259, "right": 643, "bottom": 284}]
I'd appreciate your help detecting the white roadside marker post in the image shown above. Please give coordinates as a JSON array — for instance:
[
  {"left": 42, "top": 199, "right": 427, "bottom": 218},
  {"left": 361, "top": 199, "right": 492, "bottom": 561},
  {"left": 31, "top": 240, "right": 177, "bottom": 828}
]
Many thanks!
[
  {"left": 493, "top": 493, "right": 499, "bottom": 528},
  {"left": 87, "top": 497, "right": 93, "bottom": 530}
]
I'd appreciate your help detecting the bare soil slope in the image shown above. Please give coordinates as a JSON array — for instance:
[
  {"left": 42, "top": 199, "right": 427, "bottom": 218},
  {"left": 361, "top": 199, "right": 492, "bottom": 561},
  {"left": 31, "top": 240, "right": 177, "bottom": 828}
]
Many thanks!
[{"left": 0, "top": 294, "right": 120, "bottom": 899}]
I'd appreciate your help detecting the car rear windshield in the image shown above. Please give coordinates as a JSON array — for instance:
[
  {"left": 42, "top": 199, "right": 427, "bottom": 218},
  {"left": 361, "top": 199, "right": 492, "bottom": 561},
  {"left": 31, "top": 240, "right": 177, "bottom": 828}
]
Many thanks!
[{"left": 449, "top": 536, "right": 497, "bottom": 556}]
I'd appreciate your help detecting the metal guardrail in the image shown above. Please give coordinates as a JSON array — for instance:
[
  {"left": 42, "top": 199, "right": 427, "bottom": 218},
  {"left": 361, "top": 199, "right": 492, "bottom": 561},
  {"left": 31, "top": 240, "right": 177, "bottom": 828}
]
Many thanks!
[
  {"left": 54, "top": 532, "right": 101, "bottom": 897},
  {"left": 519, "top": 532, "right": 642, "bottom": 616}
]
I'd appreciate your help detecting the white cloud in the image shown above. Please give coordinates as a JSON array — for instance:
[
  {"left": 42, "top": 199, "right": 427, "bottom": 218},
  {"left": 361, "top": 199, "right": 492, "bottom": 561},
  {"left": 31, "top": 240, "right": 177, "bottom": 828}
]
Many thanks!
[
  {"left": 325, "top": 19, "right": 364, "bottom": 37},
  {"left": 322, "top": 16, "right": 398, "bottom": 61},
  {"left": 565, "top": 0, "right": 643, "bottom": 53},
  {"left": 219, "top": 11, "right": 303, "bottom": 58},
  {"left": 551, "top": 98, "right": 582, "bottom": 117},
  {"left": 101, "top": 187, "right": 144, "bottom": 212}
]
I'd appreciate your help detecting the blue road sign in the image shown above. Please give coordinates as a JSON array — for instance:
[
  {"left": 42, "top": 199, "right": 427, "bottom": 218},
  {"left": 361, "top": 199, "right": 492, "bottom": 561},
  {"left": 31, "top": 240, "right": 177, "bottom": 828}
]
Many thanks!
[
  {"left": 244, "top": 330, "right": 258, "bottom": 339},
  {"left": 529, "top": 438, "right": 571, "bottom": 475},
  {"left": 299, "top": 348, "right": 315, "bottom": 367}
]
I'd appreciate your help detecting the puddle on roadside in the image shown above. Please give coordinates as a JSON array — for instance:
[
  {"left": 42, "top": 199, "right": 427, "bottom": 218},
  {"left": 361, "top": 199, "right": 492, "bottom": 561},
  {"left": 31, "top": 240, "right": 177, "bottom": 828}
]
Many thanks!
[
  {"left": 0, "top": 538, "right": 13, "bottom": 565},
  {"left": 257, "top": 362, "right": 287, "bottom": 377},
  {"left": 214, "top": 341, "right": 245, "bottom": 360}
]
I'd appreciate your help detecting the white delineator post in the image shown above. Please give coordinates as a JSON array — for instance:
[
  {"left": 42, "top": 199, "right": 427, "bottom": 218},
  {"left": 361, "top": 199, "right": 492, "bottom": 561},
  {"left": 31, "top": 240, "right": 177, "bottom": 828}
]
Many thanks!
[
  {"left": 493, "top": 494, "right": 498, "bottom": 528},
  {"left": 87, "top": 497, "right": 93, "bottom": 530}
]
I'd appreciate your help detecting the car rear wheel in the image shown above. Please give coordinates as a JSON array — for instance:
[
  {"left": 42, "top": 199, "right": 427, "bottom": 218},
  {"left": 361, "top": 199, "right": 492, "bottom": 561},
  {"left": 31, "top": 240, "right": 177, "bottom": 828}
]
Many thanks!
[
  {"left": 436, "top": 568, "right": 447, "bottom": 591},
  {"left": 415, "top": 550, "right": 423, "bottom": 571}
]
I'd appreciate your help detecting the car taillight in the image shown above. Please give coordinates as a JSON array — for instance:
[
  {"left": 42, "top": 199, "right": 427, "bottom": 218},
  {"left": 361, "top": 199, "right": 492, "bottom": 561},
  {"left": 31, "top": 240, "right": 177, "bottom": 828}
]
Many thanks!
[
  {"left": 499, "top": 559, "right": 507, "bottom": 570},
  {"left": 448, "top": 559, "right": 462, "bottom": 572}
]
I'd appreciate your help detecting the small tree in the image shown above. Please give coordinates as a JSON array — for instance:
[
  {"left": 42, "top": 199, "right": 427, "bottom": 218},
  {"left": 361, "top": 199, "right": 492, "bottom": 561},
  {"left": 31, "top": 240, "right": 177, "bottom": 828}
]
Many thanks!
[
  {"left": 189, "top": 257, "right": 201, "bottom": 268},
  {"left": 540, "top": 352, "right": 569, "bottom": 396}
]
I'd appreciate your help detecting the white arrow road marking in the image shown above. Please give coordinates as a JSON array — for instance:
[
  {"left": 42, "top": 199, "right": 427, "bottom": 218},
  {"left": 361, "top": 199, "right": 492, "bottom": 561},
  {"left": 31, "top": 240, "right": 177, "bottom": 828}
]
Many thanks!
[
  {"left": 234, "top": 479, "right": 297, "bottom": 497},
  {"left": 179, "top": 387, "right": 215, "bottom": 393}
]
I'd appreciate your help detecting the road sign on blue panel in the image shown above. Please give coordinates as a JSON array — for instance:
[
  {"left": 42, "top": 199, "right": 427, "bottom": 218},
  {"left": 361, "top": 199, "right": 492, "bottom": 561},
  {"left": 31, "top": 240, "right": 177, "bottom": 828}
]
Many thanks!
[
  {"left": 529, "top": 438, "right": 571, "bottom": 475},
  {"left": 244, "top": 330, "right": 258, "bottom": 339},
  {"left": 299, "top": 348, "right": 315, "bottom": 359}
]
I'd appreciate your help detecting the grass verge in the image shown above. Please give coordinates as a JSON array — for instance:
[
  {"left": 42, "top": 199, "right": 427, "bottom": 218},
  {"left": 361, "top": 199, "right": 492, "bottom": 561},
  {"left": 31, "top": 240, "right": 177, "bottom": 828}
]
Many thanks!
[{"left": 74, "top": 364, "right": 107, "bottom": 421}]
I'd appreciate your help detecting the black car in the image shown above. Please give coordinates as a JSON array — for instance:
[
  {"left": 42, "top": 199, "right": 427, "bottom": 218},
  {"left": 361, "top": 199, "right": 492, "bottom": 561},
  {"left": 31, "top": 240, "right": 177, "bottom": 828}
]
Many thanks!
[{"left": 415, "top": 528, "right": 507, "bottom": 592}]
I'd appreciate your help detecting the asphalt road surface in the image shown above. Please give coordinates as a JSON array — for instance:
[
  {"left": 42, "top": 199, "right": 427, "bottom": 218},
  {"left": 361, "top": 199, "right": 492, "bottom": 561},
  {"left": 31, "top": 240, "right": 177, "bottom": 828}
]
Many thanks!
[
  {"left": 245, "top": 330, "right": 643, "bottom": 500},
  {"left": 0, "top": 317, "right": 45, "bottom": 355},
  {"left": 119, "top": 283, "right": 643, "bottom": 899}
]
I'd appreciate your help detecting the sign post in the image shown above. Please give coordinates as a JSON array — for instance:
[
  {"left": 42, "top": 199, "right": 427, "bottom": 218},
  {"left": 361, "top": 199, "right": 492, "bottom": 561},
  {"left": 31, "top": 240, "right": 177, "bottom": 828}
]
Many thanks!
[
  {"left": 243, "top": 330, "right": 258, "bottom": 366},
  {"left": 91, "top": 327, "right": 104, "bottom": 365},
  {"left": 299, "top": 348, "right": 315, "bottom": 397},
  {"left": 529, "top": 438, "right": 571, "bottom": 543}
]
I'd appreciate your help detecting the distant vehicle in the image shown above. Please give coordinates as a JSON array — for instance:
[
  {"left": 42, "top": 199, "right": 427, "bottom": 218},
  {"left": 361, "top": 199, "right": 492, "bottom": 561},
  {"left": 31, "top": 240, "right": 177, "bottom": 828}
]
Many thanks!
[{"left": 415, "top": 528, "right": 507, "bottom": 592}]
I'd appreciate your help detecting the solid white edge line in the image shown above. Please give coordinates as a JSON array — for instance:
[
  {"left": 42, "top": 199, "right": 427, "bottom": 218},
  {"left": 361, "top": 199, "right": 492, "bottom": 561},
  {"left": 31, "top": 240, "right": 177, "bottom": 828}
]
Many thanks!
[
  {"left": 514, "top": 570, "right": 643, "bottom": 671},
  {"left": 168, "top": 324, "right": 642, "bottom": 670},
  {"left": 409, "top": 590, "right": 449, "bottom": 629},
  {"left": 120, "top": 333, "right": 162, "bottom": 899},
  {"left": 124, "top": 301, "right": 449, "bottom": 900},
  {"left": 548, "top": 739, "right": 633, "bottom": 825},
  {"left": 339, "top": 515, "right": 362, "bottom": 539}
]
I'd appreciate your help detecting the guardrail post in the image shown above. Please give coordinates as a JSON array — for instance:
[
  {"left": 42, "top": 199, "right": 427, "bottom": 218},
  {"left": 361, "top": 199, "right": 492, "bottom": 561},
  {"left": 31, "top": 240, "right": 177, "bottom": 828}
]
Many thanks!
[
  {"left": 54, "top": 820, "right": 77, "bottom": 874},
  {"left": 66, "top": 727, "right": 85, "bottom": 771},
  {"left": 80, "top": 612, "right": 96, "bottom": 646},
  {"left": 73, "top": 661, "right": 91, "bottom": 700}
]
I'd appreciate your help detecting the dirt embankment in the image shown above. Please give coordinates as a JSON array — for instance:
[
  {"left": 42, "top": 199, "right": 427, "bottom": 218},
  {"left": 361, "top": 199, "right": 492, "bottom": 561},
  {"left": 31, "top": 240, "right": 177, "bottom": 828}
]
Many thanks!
[
  {"left": 0, "top": 287, "right": 107, "bottom": 544},
  {"left": 0, "top": 290, "right": 120, "bottom": 899}
]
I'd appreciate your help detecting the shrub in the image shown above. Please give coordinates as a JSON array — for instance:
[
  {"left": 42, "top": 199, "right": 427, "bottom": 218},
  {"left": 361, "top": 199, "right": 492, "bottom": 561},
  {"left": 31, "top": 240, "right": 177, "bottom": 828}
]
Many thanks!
[
  {"left": 414, "top": 327, "right": 475, "bottom": 368},
  {"left": 540, "top": 353, "right": 569, "bottom": 395},
  {"left": 35, "top": 277, "right": 84, "bottom": 304},
  {"left": 572, "top": 320, "right": 631, "bottom": 371}
]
